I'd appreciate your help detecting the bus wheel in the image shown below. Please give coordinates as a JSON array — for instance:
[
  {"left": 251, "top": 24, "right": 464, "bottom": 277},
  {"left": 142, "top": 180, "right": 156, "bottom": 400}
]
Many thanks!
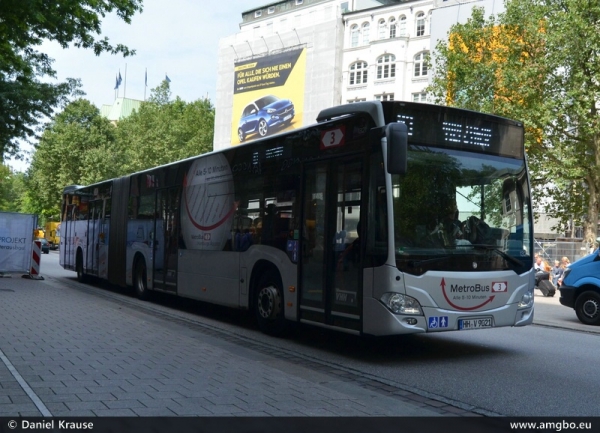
[
  {"left": 575, "top": 291, "right": 600, "bottom": 326},
  {"left": 255, "top": 271, "right": 287, "bottom": 336},
  {"left": 134, "top": 258, "right": 150, "bottom": 300},
  {"left": 76, "top": 250, "right": 87, "bottom": 283}
]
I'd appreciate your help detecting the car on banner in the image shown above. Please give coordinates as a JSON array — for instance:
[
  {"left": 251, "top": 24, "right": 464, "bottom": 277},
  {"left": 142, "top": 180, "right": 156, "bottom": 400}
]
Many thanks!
[{"left": 238, "top": 95, "right": 294, "bottom": 142}]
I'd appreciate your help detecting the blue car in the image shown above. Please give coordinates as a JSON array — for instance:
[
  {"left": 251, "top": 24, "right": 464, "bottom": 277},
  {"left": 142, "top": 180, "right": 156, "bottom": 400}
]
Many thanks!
[{"left": 238, "top": 95, "right": 294, "bottom": 142}]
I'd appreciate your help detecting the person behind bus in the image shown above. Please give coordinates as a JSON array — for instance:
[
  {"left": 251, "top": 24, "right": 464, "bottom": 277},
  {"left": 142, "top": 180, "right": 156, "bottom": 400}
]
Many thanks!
[
  {"left": 534, "top": 253, "right": 551, "bottom": 285},
  {"left": 337, "top": 221, "right": 361, "bottom": 270}
]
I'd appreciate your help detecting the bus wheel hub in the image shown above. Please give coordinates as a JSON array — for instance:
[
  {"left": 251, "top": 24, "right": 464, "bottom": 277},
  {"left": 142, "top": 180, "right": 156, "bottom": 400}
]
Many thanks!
[{"left": 258, "top": 286, "right": 280, "bottom": 319}]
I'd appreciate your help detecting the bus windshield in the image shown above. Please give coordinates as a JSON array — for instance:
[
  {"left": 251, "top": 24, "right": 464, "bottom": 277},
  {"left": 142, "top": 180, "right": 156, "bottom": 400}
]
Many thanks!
[{"left": 392, "top": 146, "right": 531, "bottom": 276}]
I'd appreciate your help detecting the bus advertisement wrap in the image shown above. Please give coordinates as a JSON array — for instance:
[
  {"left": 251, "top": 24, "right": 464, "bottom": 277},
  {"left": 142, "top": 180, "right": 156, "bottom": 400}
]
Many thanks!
[
  {"left": 232, "top": 48, "right": 306, "bottom": 145},
  {"left": 181, "top": 153, "right": 236, "bottom": 251},
  {"left": 0, "top": 212, "right": 36, "bottom": 273}
]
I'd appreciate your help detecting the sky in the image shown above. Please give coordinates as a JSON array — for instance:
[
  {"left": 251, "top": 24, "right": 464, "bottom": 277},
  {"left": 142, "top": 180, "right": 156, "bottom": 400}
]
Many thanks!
[{"left": 8, "top": 0, "right": 266, "bottom": 171}]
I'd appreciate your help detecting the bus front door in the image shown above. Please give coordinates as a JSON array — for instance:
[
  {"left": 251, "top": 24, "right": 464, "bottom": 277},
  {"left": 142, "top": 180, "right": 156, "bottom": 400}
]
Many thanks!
[
  {"left": 152, "top": 186, "right": 180, "bottom": 293},
  {"left": 300, "top": 159, "right": 363, "bottom": 333}
]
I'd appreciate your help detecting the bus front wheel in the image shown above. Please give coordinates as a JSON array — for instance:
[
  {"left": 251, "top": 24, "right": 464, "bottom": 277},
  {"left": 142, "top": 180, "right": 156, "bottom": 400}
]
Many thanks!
[
  {"left": 255, "top": 271, "right": 287, "bottom": 336},
  {"left": 134, "top": 258, "right": 150, "bottom": 300}
]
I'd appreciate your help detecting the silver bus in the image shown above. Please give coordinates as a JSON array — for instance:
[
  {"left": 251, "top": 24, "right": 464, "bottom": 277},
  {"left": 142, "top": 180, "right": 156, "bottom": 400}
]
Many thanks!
[{"left": 60, "top": 101, "right": 535, "bottom": 336}]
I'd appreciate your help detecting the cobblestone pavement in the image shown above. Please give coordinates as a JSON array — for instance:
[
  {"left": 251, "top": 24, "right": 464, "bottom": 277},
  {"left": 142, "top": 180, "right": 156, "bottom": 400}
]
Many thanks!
[{"left": 0, "top": 274, "right": 479, "bottom": 417}]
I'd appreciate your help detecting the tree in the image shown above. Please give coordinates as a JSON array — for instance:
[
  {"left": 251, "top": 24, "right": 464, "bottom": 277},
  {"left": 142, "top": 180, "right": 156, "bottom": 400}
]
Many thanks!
[
  {"left": 0, "top": 0, "right": 143, "bottom": 161},
  {"left": 27, "top": 99, "right": 123, "bottom": 219},
  {"left": 0, "top": 166, "right": 29, "bottom": 212},
  {"left": 428, "top": 1, "right": 600, "bottom": 246},
  {"left": 116, "top": 81, "right": 214, "bottom": 173}
]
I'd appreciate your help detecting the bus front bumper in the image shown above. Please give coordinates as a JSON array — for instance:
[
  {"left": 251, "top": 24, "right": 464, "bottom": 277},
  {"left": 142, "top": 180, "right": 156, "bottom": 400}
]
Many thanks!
[{"left": 362, "top": 297, "right": 534, "bottom": 336}]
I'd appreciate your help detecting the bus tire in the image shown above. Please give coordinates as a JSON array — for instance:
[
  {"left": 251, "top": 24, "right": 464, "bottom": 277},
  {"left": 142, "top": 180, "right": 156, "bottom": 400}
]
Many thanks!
[
  {"left": 255, "top": 270, "right": 287, "bottom": 336},
  {"left": 134, "top": 257, "right": 150, "bottom": 301},
  {"left": 76, "top": 250, "right": 87, "bottom": 283},
  {"left": 575, "top": 290, "right": 600, "bottom": 326}
]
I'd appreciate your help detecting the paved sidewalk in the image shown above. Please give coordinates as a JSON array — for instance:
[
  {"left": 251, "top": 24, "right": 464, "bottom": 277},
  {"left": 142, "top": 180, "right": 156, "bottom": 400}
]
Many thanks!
[{"left": 0, "top": 274, "right": 467, "bottom": 418}]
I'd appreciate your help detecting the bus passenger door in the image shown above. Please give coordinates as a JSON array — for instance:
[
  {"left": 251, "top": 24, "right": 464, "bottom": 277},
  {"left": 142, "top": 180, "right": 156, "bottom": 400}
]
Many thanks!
[
  {"left": 86, "top": 200, "right": 102, "bottom": 276},
  {"left": 61, "top": 204, "right": 78, "bottom": 269},
  {"left": 153, "top": 186, "right": 180, "bottom": 292},
  {"left": 299, "top": 159, "right": 363, "bottom": 332}
]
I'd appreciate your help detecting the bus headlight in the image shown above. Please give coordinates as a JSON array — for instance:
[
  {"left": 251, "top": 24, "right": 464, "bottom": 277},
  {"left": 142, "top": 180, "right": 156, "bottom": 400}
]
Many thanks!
[
  {"left": 380, "top": 293, "right": 423, "bottom": 315},
  {"left": 518, "top": 287, "right": 534, "bottom": 309}
]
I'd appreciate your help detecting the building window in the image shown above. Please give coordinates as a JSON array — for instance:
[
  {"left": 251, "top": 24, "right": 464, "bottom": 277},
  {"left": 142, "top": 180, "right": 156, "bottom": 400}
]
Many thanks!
[
  {"left": 348, "top": 98, "right": 367, "bottom": 103},
  {"left": 412, "top": 92, "right": 427, "bottom": 102},
  {"left": 414, "top": 52, "right": 429, "bottom": 77},
  {"left": 349, "top": 61, "right": 368, "bottom": 85},
  {"left": 255, "top": 10, "right": 262, "bottom": 18},
  {"left": 398, "top": 15, "right": 407, "bottom": 36},
  {"left": 296, "top": 0, "right": 303, "bottom": 5},
  {"left": 362, "top": 22, "right": 370, "bottom": 44},
  {"left": 389, "top": 17, "right": 396, "bottom": 38},
  {"left": 378, "top": 19, "right": 386, "bottom": 39},
  {"left": 350, "top": 25, "right": 359, "bottom": 47},
  {"left": 268, "top": 6, "right": 275, "bottom": 14},
  {"left": 376, "top": 54, "right": 396, "bottom": 79},
  {"left": 341, "top": 2, "right": 349, "bottom": 13},
  {"left": 416, "top": 12, "right": 426, "bottom": 36},
  {"left": 375, "top": 93, "right": 394, "bottom": 101}
]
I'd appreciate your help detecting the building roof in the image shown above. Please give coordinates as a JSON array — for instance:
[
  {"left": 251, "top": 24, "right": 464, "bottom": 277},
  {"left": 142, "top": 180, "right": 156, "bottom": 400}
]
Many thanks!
[{"left": 100, "top": 97, "right": 143, "bottom": 122}]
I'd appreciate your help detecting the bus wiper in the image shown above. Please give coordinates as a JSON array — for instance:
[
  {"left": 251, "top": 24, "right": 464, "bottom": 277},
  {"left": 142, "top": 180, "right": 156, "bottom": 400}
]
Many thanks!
[
  {"left": 409, "top": 256, "right": 451, "bottom": 268},
  {"left": 471, "top": 244, "right": 525, "bottom": 267}
]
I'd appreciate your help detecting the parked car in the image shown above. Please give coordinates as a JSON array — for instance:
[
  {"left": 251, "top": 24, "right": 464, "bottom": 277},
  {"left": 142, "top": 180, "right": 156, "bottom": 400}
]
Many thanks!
[
  {"left": 36, "top": 238, "right": 50, "bottom": 254},
  {"left": 559, "top": 247, "right": 600, "bottom": 325},
  {"left": 238, "top": 95, "right": 294, "bottom": 142}
]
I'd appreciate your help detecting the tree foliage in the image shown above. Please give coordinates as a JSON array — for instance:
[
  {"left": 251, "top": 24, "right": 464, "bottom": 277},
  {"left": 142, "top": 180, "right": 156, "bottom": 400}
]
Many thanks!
[
  {"left": 27, "top": 99, "right": 122, "bottom": 219},
  {"left": 0, "top": 0, "right": 143, "bottom": 161},
  {"left": 116, "top": 81, "right": 214, "bottom": 173},
  {"left": 23, "top": 82, "right": 215, "bottom": 219},
  {"left": 428, "top": 0, "right": 600, "bottom": 246}
]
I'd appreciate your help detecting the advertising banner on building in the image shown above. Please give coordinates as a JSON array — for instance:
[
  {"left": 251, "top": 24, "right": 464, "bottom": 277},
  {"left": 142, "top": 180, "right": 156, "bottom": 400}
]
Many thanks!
[
  {"left": 231, "top": 48, "right": 306, "bottom": 145},
  {"left": 0, "top": 212, "right": 36, "bottom": 273}
]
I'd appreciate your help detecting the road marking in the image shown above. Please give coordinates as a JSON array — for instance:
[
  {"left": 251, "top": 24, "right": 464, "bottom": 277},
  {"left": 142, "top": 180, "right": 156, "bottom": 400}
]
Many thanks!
[{"left": 0, "top": 347, "right": 52, "bottom": 416}]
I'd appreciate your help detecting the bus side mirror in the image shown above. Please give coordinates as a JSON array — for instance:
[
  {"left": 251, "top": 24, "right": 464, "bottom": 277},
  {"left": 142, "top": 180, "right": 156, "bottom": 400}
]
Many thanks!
[{"left": 386, "top": 122, "right": 408, "bottom": 175}]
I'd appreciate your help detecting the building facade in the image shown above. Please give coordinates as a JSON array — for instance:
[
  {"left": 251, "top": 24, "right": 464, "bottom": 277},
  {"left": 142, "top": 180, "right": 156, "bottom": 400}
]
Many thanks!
[
  {"left": 213, "top": 0, "right": 566, "bottom": 240},
  {"left": 214, "top": 0, "right": 498, "bottom": 149}
]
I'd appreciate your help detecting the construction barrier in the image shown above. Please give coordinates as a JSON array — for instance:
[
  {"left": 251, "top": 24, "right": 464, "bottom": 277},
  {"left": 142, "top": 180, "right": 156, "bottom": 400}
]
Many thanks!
[{"left": 27, "top": 240, "right": 44, "bottom": 280}]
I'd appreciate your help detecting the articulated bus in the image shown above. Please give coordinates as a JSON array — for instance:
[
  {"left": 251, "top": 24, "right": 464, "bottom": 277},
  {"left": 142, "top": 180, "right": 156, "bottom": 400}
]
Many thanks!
[{"left": 60, "top": 101, "right": 535, "bottom": 336}]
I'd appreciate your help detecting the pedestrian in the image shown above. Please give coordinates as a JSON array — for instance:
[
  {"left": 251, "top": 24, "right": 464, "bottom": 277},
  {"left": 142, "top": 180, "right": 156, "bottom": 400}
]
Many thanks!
[
  {"left": 557, "top": 256, "right": 570, "bottom": 287},
  {"left": 551, "top": 259, "right": 563, "bottom": 287}
]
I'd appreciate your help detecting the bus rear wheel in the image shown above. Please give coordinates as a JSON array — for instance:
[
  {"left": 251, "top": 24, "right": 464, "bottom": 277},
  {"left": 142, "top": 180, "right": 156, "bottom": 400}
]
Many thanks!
[
  {"left": 255, "top": 271, "right": 287, "bottom": 336},
  {"left": 134, "top": 258, "right": 150, "bottom": 300}
]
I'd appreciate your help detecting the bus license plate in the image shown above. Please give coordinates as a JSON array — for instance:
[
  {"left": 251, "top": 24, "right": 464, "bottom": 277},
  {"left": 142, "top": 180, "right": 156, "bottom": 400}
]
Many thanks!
[{"left": 458, "top": 317, "right": 492, "bottom": 330}]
